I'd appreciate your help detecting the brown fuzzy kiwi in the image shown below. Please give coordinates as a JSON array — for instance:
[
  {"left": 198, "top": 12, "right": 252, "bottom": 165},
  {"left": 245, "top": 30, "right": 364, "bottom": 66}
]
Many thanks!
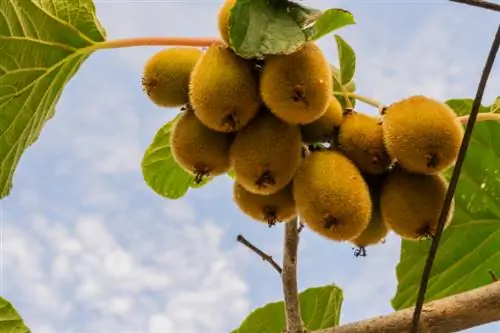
[
  {"left": 142, "top": 47, "right": 203, "bottom": 107},
  {"left": 189, "top": 44, "right": 261, "bottom": 132},
  {"left": 351, "top": 173, "right": 390, "bottom": 257},
  {"left": 170, "top": 107, "right": 233, "bottom": 183},
  {"left": 338, "top": 110, "right": 392, "bottom": 175},
  {"left": 230, "top": 111, "right": 302, "bottom": 195},
  {"left": 380, "top": 167, "right": 453, "bottom": 240},
  {"left": 260, "top": 42, "right": 333, "bottom": 125},
  {"left": 218, "top": 0, "right": 236, "bottom": 45},
  {"left": 301, "top": 97, "right": 343, "bottom": 144},
  {"left": 293, "top": 149, "right": 372, "bottom": 241},
  {"left": 233, "top": 182, "right": 296, "bottom": 227},
  {"left": 382, "top": 95, "right": 464, "bottom": 174}
]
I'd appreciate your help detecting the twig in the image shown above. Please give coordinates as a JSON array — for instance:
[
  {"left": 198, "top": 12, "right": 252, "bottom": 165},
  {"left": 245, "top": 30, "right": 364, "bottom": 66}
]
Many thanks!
[
  {"left": 236, "top": 234, "right": 282, "bottom": 274},
  {"left": 313, "top": 281, "right": 500, "bottom": 333},
  {"left": 410, "top": 24, "right": 500, "bottom": 333},
  {"left": 282, "top": 218, "right": 305, "bottom": 333},
  {"left": 450, "top": 0, "right": 500, "bottom": 12},
  {"left": 489, "top": 270, "right": 498, "bottom": 282},
  {"left": 298, "top": 222, "right": 305, "bottom": 234}
]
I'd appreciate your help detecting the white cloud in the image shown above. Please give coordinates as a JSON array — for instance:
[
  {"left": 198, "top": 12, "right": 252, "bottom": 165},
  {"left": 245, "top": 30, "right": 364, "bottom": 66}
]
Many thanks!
[{"left": 2, "top": 206, "right": 249, "bottom": 333}]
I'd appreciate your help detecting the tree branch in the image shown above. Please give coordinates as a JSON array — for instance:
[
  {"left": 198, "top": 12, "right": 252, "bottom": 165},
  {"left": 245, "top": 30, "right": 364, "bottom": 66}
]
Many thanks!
[
  {"left": 282, "top": 218, "right": 305, "bottom": 333},
  {"left": 450, "top": 0, "right": 500, "bottom": 12},
  {"left": 410, "top": 24, "right": 500, "bottom": 333},
  {"left": 313, "top": 281, "right": 500, "bottom": 333},
  {"left": 236, "top": 234, "right": 282, "bottom": 274}
]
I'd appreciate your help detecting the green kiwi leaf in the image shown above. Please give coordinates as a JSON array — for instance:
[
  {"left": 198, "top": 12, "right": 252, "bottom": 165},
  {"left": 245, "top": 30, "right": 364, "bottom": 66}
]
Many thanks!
[{"left": 0, "top": 0, "right": 106, "bottom": 199}]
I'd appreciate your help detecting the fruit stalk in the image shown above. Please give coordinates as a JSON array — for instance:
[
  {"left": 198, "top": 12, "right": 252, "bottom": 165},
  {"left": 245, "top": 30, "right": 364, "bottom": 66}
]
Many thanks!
[
  {"left": 281, "top": 218, "right": 305, "bottom": 333},
  {"left": 312, "top": 281, "right": 500, "bottom": 333},
  {"left": 92, "top": 37, "right": 222, "bottom": 51}
]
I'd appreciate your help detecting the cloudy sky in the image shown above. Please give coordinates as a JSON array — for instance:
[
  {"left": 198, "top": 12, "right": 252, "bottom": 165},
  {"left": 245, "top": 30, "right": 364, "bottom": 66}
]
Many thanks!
[{"left": 1, "top": 0, "right": 500, "bottom": 332}]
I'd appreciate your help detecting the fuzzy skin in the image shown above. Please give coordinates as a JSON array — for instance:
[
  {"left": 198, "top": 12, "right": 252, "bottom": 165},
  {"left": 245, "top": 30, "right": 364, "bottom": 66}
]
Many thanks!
[
  {"left": 170, "top": 109, "right": 233, "bottom": 177},
  {"left": 218, "top": 0, "right": 236, "bottom": 45},
  {"left": 301, "top": 97, "right": 343, "bottom": 144},
  {"left": 260, "top": 42, "right": 333, "bottom": 125},
  {"left": 230, "top": 112, "right": 303, "bottom": 195},
  {"left": 380, "top": 168, "right": 453, "bottom": 240},
  {"left": 293, "top": 150, "right": 372, "bottom": 241},
  {"left": 338, "top": 111, "right": 392, "bottom": 175},
  {"left": 382, "top": 95, "right": 464, "bottom": 174},
  {"left": 189, "top": 44, "right": 261, "bottom": 132},
  {"left": 233, "top": 182, "right": 296, "bottom": 224},
  {"left": 142, "top": 47, "right": 203, "bottom": 107}
]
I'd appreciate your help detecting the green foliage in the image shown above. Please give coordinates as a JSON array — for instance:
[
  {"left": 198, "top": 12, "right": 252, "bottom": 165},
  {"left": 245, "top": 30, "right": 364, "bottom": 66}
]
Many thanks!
[
  {"left": 0, "top": 0, "right": 106, "bottom": 200},
  {"left": 232, "top": 285, "right": 343, "bottom": 333},
  {"left": 0, "top": 296, "right": 31, "bottom": 333},
  {"left": 141, "top": 115, "right": 212, "bottom": 199},
  {"left": 229, "top": 0, "right": 354, "bottom": 58},
  {"left": 332, "top": 35, "right": 356, "bottom": 109},
  {"left": 392, "top": 98, "right": 500, "bottom": 310}
]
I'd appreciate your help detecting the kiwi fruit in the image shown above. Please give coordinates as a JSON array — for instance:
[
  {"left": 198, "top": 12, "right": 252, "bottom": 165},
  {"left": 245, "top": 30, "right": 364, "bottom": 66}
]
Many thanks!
[
  {"left": 171, "top": 107, "right": 233, "bottom": 183},
  {"left": 218, "top": 0, "right": 236, "bottom": 45},
  {"left": 351, "top": 173, "right": 390, "bottom": 257},
  {"left": 230, "top": 111, "right": 302, "bottom": 195},
  {"left": 233, "top": 182, "right": 296, "bottom": 227},
  {"left": 260, "top": 42, "right": 333, "bottom": 125},
  {"left": 338, "top": 110, "right": 392, "bottom": 175},
  {"left": 189, "top": 44, "right": 261, "bottom": 132},
  {"left": 301, "top": 97, "right": 343, "bottom": 144},
  {"left": 380, "top": 167, "right": 453, "bottom": 240},
  {"left": 293, "top": 149, "right": 372, "bottom": 241},
  {"left": 382, "top": 95, "right": 464, "bottom": 174},
  {"left": 142, "top": 47, "right": 203, "bottom": 107}
]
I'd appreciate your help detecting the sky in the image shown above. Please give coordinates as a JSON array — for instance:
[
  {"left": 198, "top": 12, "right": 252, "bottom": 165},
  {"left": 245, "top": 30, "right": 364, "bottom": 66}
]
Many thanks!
[{"left": 1, "top": 0, "right": 500, "bottom": 332}]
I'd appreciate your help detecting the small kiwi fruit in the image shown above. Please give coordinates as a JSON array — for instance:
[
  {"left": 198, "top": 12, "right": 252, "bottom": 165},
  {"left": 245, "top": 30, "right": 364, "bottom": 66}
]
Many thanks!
[
  {"left": 218, "top": 0, "right": 236, "bottom": 45},
  {"left": 301, "top": 97, "right": 343, "bottom": 144},
  {"left": 338, "top": 110, "right": 392, "bottom": 175},
  {"left": 351, "top": 173, "right": 390, "bottom": 257},
  {"left": 142, "top": 47, "right": 203, "bottom": 107},
  {"left": 380, "top": 167, "right": 453, "bottom": 240},
  {"left": 230, "top": 111, "right": 302, "bottom": 195},
  {"left": 293, "top": 149, "right": 372, "bottom": 241},
  {"left": 382, "top": 95, "right": 464, "bottom": 174},
  {"left": 260, "top": 42, "right": 333, "bottom": 125},
  {"left": 170, "top": 106, "right": 233, "bottom": 183},
  {"left": 189, "top": 44, "right": 261, "bottom": 132},
  {"left": 233, "top": 182, "right": 296, "bottom": 227}
]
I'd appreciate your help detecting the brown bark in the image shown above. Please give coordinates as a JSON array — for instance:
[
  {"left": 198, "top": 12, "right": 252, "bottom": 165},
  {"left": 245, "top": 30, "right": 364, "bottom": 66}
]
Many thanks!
[{"left": 314, "top": 281, "right": 500, "bottom": 333}]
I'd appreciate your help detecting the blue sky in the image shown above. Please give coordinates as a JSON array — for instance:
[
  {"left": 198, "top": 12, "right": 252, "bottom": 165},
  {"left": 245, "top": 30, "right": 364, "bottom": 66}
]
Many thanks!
[{"left": 1, "top": 0, "right": 500, "bottom": 332}]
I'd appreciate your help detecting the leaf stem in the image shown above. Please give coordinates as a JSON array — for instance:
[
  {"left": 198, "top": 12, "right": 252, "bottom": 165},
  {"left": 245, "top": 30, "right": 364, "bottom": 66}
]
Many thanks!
[
  {"left": 332, "top": 91, "right": 382, "bottom": 109},
  {"left": 457, "top": 112, "right": 500, "bottom": 124},
  {"left": 91, "top": 37, "right": 223, "bottom": 51},
  {"left": 236, "top": 234, "right": 282, "bottom": 274}
]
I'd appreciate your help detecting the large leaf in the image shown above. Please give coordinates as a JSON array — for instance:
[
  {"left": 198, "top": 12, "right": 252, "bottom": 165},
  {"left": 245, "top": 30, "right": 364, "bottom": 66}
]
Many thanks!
[
  {"left": 232, "top": 285, "right": 343, "bottom": 333},
  {"left": 141, "top": 115, "right": 211, "bottom": 200},
  {"left": 0, "top": 296, "right": 31, "bottom": 332},
  {"left": 229, "top": 0, "right": 306, "bottom": 59},
  {"left": 392, "top": 98, "right": 500, "bottom": 310},
  {"left": 0, "top": 0, "right": 106, "bottom": 199},
  {"left": 304, "top": 9, "right": 355, "bottom": 41}
]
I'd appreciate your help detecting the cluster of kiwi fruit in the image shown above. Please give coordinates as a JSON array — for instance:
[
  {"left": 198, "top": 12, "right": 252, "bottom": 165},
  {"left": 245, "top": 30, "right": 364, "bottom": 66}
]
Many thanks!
[{"left": 141, "top": 0, "right": 465, "bottom": 257}]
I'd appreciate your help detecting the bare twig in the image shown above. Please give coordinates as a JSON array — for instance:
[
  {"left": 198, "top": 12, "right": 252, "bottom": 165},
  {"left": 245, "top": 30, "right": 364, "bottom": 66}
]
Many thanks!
[
  {"left": 282, "top": 218, "right": 305, "bottom": 333},
  {"left": 489, "top": 270, "right": 498, "bottom": 282},
  {"left": 236, "top": 234, "right": 282, "bottom": 274},
  {"left": 450, "top": 0, "right": 500, "bottom": 12},
  {"left": 314, "top": 281, "right": 500, "bottom": 333},
  {"left": 410, "top": 24, "right": 500, "bottom": 333}
]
